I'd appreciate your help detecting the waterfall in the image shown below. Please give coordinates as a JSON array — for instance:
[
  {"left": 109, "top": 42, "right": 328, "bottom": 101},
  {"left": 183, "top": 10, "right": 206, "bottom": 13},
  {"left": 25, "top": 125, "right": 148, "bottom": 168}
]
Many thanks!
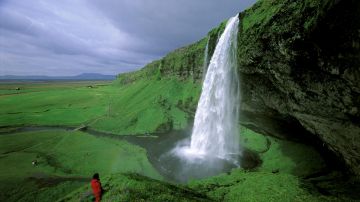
[
  {"left": 161, "top": 14, "right": 241, "bottom": 182},
  {"left": 189, "top": 14, "right": 240, "bottom": 161}
]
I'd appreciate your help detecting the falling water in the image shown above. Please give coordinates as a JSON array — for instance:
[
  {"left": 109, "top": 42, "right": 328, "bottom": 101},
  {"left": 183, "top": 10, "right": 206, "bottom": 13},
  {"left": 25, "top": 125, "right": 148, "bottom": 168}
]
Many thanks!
[
  {"left": 189, "top": 14, "right": 241, "bottom": 161},
  {"left": 162, "top": 14, "right": 241, "bottom": 182},
  {"left": 174, "top": 16, "right": 240, "bottom": 164}
]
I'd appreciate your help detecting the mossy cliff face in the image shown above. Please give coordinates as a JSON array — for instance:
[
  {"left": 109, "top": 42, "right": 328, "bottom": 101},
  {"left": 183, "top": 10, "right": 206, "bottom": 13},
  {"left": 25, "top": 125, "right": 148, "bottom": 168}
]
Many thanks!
[
  {"left": 237, "top": 0, "right": 360, "bottom": 174},
  {"left": 118, "top": 0, "right": 360, "bottom": 174},
  {"left": 117, "top": 21, "right": 226, "bottom": 84}
]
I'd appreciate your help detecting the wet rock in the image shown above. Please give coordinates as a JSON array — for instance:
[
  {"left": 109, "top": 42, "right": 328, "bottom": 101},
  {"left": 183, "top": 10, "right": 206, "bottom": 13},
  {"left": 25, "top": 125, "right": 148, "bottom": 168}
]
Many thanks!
[{"left": 238, "top": 0, "right": 360, "bottom": 174}]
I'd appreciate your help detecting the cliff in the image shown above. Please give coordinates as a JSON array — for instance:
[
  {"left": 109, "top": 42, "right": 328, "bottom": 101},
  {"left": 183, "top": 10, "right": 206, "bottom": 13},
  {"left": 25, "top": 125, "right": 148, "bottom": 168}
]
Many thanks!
[
  {"left": 237, "top": 0, "right": 360, "bottom": 174},
  {"left": 117, "top": 0, "right": 360, "bottom": 175}
]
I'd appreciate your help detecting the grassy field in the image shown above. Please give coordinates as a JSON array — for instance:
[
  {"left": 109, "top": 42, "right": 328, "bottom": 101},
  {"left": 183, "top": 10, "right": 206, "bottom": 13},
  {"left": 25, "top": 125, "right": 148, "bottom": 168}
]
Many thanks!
[
  {"left": 59, "top": 127, "right": 344, "bottom": 201},
  {"left": 0, "top": 79, "right": 200, "bottom": 201},
  {"left": 0, "top": 80, "right": 354, "bottom": 201},
  {"left": 0, "top": 79, "right": 200, "bottom": 135},
  {"left": 0, "top": 81, "right": 112, "bottom": 127},
  {"left": 60, "top": 173, "right": 212, "bottom": 202},
  {"left": 0, "top": 129, "right": 161, "bottom": 201}
]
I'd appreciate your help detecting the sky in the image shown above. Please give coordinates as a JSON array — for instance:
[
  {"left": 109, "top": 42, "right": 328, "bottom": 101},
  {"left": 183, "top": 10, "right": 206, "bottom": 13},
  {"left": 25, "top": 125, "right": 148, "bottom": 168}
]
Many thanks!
[{"left": 0, "top": 0, "right": 256, "bottom": 76}]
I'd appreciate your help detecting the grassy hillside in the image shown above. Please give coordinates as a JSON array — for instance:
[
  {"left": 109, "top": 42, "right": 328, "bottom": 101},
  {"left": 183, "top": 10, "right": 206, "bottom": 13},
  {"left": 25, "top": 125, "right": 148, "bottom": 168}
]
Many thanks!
[
  {"left": 0, "top": 6, "right": 226, "bottom": 137},
  {"left": 0, "top": 129, "right": 160, "bottom": 201},
  {"left": 92, "top": 78, "right": 200, "bottom": 135},
  {"left": 61, "top": 170, "right": 344, "bottom": 202},
  {"left": 59, "top": 173, "right": 211, "bottom": 202},
  {"left": 116, "top": 19, "right": 227, "bottom": 85}
]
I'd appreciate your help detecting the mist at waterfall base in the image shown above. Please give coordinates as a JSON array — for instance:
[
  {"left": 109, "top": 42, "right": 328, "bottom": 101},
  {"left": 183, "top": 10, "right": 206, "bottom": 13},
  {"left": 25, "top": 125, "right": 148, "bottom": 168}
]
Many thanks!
[{"left": 159, "top": 15, "right": 242, "bottom": 183}]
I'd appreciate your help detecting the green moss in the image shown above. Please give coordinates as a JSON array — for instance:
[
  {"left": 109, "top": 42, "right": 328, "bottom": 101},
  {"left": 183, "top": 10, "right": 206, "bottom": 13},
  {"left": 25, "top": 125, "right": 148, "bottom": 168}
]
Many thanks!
[
  {"left": 189, "top": 169, "right": 334, "bottom": 202},
  {"left": 206, "top": 20, "right": 227, "bottom": 61},
  {"left": 258, "top": 137, "right": 326, "bottom": 176},
  {"left": 240, "top": 126, "right": 270, "bottom": 152},
  {"left": 117, "top": 38, "right": 208, "bottom": 84},
  {"left": 237, "top": 0, "right": 336, "bottom": 69},
  {"left": 240, "top": 127, "right": 326, "bottom": 177},
  {"left": 240, "top": 0, "right": 335, "bottom": 33},
  {"left": 241, "top": 0, "right": 284, "bottom": 32},
  {"left": 116, "top": 18, "right": 229, "bottom": 85}
]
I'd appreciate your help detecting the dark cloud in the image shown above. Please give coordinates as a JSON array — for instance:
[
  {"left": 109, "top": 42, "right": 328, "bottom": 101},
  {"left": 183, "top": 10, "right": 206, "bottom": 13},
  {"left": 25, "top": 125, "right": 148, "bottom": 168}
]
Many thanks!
[{"left": 0, "top": 0, "right": 256, "bottom": 76}]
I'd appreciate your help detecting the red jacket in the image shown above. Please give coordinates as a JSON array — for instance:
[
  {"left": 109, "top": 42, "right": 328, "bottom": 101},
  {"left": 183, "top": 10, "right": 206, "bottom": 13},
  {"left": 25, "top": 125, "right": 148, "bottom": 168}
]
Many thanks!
[{"left": 91, "top": 179, "right": 102, "bottom": 196}]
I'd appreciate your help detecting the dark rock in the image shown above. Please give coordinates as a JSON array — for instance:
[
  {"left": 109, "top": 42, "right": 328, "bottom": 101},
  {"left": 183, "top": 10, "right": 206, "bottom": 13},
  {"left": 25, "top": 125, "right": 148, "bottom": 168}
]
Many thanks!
[
  {"left": 272, "top": 169, "right": 279, "bottom": 174},
  {"left": 238, "top": 0, "right": 360, "bottom": 174}
]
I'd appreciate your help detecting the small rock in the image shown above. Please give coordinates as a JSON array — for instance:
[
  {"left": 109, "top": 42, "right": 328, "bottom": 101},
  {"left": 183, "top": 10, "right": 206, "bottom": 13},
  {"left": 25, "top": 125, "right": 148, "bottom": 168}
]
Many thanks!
[{"left": 272, "top": 169, "right": 279, "bottom": 174}]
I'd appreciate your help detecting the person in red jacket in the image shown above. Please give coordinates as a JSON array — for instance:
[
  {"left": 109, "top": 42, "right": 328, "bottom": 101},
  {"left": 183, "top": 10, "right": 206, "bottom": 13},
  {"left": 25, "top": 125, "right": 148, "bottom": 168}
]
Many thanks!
[{"left": 91, "top": 173, "right": 103, "bottom": 202}]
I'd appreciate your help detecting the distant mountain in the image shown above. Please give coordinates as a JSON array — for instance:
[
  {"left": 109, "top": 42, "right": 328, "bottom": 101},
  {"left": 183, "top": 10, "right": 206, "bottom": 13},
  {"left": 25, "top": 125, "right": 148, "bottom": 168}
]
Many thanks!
[{"left": 0, "top": 73, "right": 116, "bottom": 80}]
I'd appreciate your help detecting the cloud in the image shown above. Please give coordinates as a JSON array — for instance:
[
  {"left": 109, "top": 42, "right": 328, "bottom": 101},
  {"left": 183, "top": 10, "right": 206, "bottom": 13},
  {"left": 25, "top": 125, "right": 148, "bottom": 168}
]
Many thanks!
[{"left": 0, "top": 0, "right": 256, "bottom": 76}]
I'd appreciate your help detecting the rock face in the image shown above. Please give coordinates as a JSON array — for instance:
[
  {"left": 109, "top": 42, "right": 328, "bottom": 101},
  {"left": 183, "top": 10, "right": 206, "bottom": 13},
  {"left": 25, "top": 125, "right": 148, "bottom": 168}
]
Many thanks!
[
  {"left": 118, "top": 0, "right": 360, "bottom": 174},
  {"left": 237, "top": 0, "right": 360, "bottom": 174}
]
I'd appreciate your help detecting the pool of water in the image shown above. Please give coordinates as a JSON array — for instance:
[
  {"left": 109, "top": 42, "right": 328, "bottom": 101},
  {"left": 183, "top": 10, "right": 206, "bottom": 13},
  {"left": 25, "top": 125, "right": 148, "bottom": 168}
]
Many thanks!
[{"left": 0, "top": 126, "right": 261, "bottom": 183}]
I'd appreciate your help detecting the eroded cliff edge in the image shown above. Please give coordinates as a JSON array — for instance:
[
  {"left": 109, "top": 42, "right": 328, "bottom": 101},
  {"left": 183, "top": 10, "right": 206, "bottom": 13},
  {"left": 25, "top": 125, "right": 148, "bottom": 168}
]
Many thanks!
[
  {"left": 118, "top": 0, "right": 360, "bottom": 175},
  {"left": 238, "top": 0, "right": 360, "bottom": 174}
]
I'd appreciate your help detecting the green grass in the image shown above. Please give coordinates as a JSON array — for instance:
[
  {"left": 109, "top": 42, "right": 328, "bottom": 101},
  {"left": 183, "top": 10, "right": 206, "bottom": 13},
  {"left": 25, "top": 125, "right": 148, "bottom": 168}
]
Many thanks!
[
  {"left": 60, "top": 173, "right": 212, "bottom": 202},
  {"left": 0, "top": 79, "right": 200, "bottom": 135},
  {"left": 0, "top": 130, "right": 161, "bottom": 201},
  {"left": 0, "top": 82, "right": 112, "bottom": 127},
  {"left": 182, "top": 127, "right": 340, "bottom": 201},
  {"left": 240, "top": 0, "right": 334, "bottom": 33},
  {"left": 240, "top": 127, "right": 326, "bottom": 176},
  {"left": 188, "top": 169, "right": 336, "bottom": 202},
  {"left": 0, "top": 81, "right": 111, "bottom": 95},
  {"left": 0, "top": 81, "right": 350, "bottom": 201},
  {"left": 117, "top": 38, "right": 208, "bottom": 83},
  {"left": 58, "top": 126, "right": 332, "bottom": 201},
  {"left": 0, "top": 79, "right": 201, "bottom": 201},
  {"left": 91, "top": 78, "right": 200, "bottom": 134},
  {"left": 241, "top": 0, "right": 284, "bottom": 32}
]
